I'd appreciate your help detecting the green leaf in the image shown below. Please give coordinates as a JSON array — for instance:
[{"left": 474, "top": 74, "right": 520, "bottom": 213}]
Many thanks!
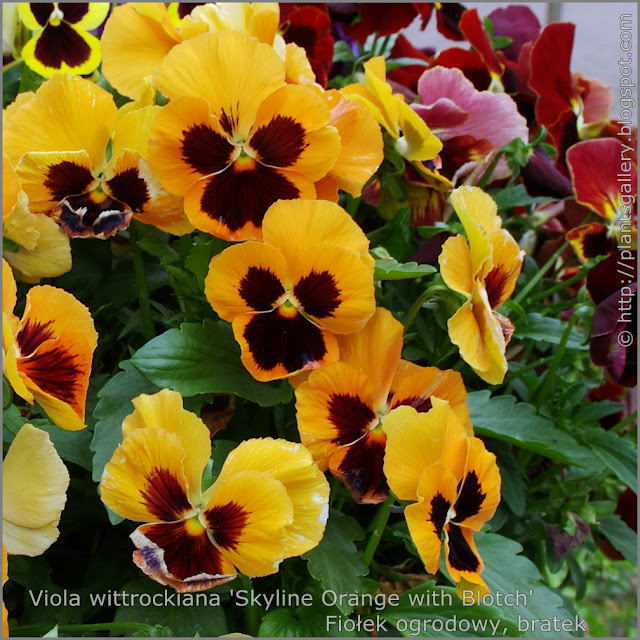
[
  {"left": 258, "top": 604, "right": 356, "bottom": 637},
  {"left": 371, "top": 247, "right": 436, "bottom": 280},
  {"left": 380, "top": 581, "right": 520, "bottom": 637},
  {"left": 514, "top": 313, "right": 587, "bottom": 349},
  {"left": 581, "top": 427, "right": 637, "bottom": 493},
  {"left": 366, "top": 207, "right": 412, "bottom": 261},
  {"left": 3, "top": 236, "right": 20, "bottom": 253},
  {"left": 114, "top": 579, "right": 228, "bottom": 637},
  {"left": 333, "top": 40, "right": 356, "bottom": 63},
  {"left": 303, "top": 510, "right": 367, "bottom": 615},
  {"left": 2, "top": 404, "right": 92, "bottom": 470},
  {"left": 597, "top": 515, "right": 638, "bottom": 565},
  {"left": 90, "top": 360, "right": 160, "bottom": 484},
  {"left": 467, "top": 391, "right": 603, "bottom": 469},
  {"left": 130, "top": 320, "right": 292, "bottom": 407},
  {"left": 488, "top": 185, "right": 554, "bottom": 211},
  {"left": 475, "top": 532, "right": 578, "bottom": 637},
  {"left": 573, "top": 401, "right": 626, "bottom": 424}
]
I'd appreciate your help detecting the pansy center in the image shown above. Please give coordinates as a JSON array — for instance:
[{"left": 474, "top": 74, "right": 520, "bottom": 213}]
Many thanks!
[
  {"left": 49, "top": 4, "right": 65, "bottom": 26},
  {"left": 184, "top": 515, "right": 206, "bottom": 537}
]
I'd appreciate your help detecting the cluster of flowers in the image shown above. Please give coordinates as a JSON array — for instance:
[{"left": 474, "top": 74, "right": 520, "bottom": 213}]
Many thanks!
[{"left": 2, "top": 1, "right": 637, "bottom": 631}]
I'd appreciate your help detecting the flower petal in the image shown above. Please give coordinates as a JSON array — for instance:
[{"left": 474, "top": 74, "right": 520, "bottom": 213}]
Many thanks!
[
  {"left": 336, "top": 307, "right": 403, "bottom": 409},
  {"left": 383, "top": 400, "right": 467, "bottom": 501},
  {"left": 202, "top": 469, "right": 294, "bottom": 577},
  {"left": 484, "top": 229, "right": 524, "bottom": 309},
  {"left": 328, "top": 429, "right": 389, "bottom": 504},
  {"left": 292, "top": 243, "right": 376, "bottom": 335},
  {"left": 153, "top": 30, "right": 285, "bottom": 140},
  {"left": 248, "top": 84, "right": 339, "bottom": 181},
  {"left": 148, "top": 96, "right": 234, "bottom": 197},
  {"left": 205, "top": 241, "right": 288, "bottom": 322},
  {"left": 262, "top": 199, "right": 373, "bottom": 271},
  {"left": 184, "top": 162, "right": 314, "bottom": 241},
  {"left": 4, "top": 210, "right": 72, "bottom": 283},
  {"left": 296, "top": 362, "right": 377, "bottom": 470},
  {"left": 131, "top": 519, "right": 237, "bottom": 593},
  {"left": 444, "top": 524, "right": 487, "bottom": 593},
  {"left": 324, "top": 89, "right": 384, "bottom": 198},
  {"left": 439, "top": 234, "right": 474, "bottom": 297},
  {"left": 567, "top": 222, "right": 616, "bottom": 263},
  {"left": 212, "top": 438, "right": 329, "bottom": 557},
  {"left": 21, "top": 22, "right": 102, "bottom": 77},
  {"left": 391, "top": 366, "right": 472, "bottom": 435},
  {"left": 3, "top": 74, "right": 117, "bottom": 170},
  {"left": 405, "top": 462, "right": 459, "bottom": 574},
  {"left": 16, "top": 150, "right": 97, "bottom": 214},
  {"left": 101, "top": 3, "right": 181, "bottom": 100},
  {"left": 2, "top": 423, "right": 69, "bottom": 556},
  {"left": 122, "top": 390, "right": 212, "bottom": 507},
  {"left": 231, "top": 309, "right": 339, "bottom": 382},
  {"left": 100, "top": 428, "right": 196, "bottom": 524},
  {"left": 451, "top": 437, "right": 501, "bottom": 532}
]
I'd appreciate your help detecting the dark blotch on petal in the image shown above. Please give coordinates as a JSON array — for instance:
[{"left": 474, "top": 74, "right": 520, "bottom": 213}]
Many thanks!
[
  {"left": 219, "top": 109, "right": 238, "bottom": 137},
  {"left": 16, "top": 319, "right": 55, "bottom": 357},
  {"left": 204, "top": 501, "right": 249, "bottom": 551},
  {"left": 54, "top": 192, "right": 132, "bottom": 239},
  {"left": 34, "top": 22, "right": 92, "bottom": 69},
  {"left": 18, "top": 341, "right": 82, "bottom": 405},
  {"left": 243, "top": 311, "right": 327, "bottom": 374},
  {"left": 332, "top": 432, "right": 389, "bottom": 503},
  {"left": 44, "top": 161, "right": 94, "bottom": 202},
  {"left": 181, "top": 124, "right": 234, "bottom": 176},
  {"left": 59, "top": 3, "right": 90, "bottom": 24},
  {"left": 447, "top": 524, "right": 480, "bottom": 572},
  {"left": 294, "top": 270, "right": 340, "bottom": 319},
  {"left": 394, "top": 395, "right": 433, "bottom": 413},
  {"left": 430, "top": 493, "right": 450, "bottom": 538},
  {"left": 327, "top": 393, "right": 376, "bottom": 445},
  {"left": 141, "top": 468, "right": 194, "bottom": 522},
  {"left": 106, "top": 167, "right": 149, "bottom": 212},
  {"left": 452, "top": 471, "right": 486, "bottom": 523},
  {"left": 30, "top": 3, "right": 54, "bottom": 27},
  {"left": 485, "top": 266, "right": 511, "bottom": 310},
  {"left": 177, "top": 3, "right": 206, "bottom": 20},
  {"left": 199, "top": 164, "right": 300, "bottom": 232},
  {"left": 239, "top": 267, "right": 285, "bottom": 312},
  {"left": 250, "top": 115, "right": 307, "bottom": 168},
  {"left": 138, "top": 521, "right": 229, "bottom": 581}
]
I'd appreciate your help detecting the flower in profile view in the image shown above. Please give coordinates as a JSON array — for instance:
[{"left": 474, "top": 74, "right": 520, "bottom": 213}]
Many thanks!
[
  {"left": 3, "top": 75, "right": 191, "bottom": 238},
  {"left": 17, "top": 3, "right": 109, "bottom": 77},
  {"left": 3, "top": 258, "right": 98, "bottom": 431},
  {"left": 296, "top": 308, "right": 471, "bottom": 504},
  {"left": 148, "top": 30, "right": 343, "bottom": 241},
  {"left": 439, "top": 186, "right": 524, "bottom": 384},
  {"left": 3, "top": 423, "right": 70, "bottom": 556},
  {"left": 2, "top": 153, "right": 71, "bottom": 282},
  {"left": 205, "top": 199, "right": 376, "bottom": 381},
  {"left": 384, "top": 400, "right": 501, "bottom": 599},
  {"left": 100, "top": 389, "right": 329, "bottom": 592}
]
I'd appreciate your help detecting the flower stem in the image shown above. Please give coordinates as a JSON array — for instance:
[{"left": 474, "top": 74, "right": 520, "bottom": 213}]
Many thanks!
[
  {"left": 363, "top": 493, "right": 394, "bottom": 568},
  {"left": 404, "top": 285, "right": 449, "bottom": 330},
  {"left": 528, "top": 262, "right": 593, "bottom": 304},
  {"left": 513, "top": 240, "right": 569, "bottom": 305},
  {"left": 128, "top": 221, "right": 155, "bottom": 342},
  {"left": 240, "top": 573, "right": 260, "bottom": 636},
  {"left": 477, "top": 151, "right": 504, "bottom": 190},
  {"left": 532, "top": 313, "right": 577, "bottom": 407},
  {"left": 503, "top": 356, "right": 554, "bottom": 385},
  {"left": 611, "top": 410, "right": 638, "bottom": 434}
]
